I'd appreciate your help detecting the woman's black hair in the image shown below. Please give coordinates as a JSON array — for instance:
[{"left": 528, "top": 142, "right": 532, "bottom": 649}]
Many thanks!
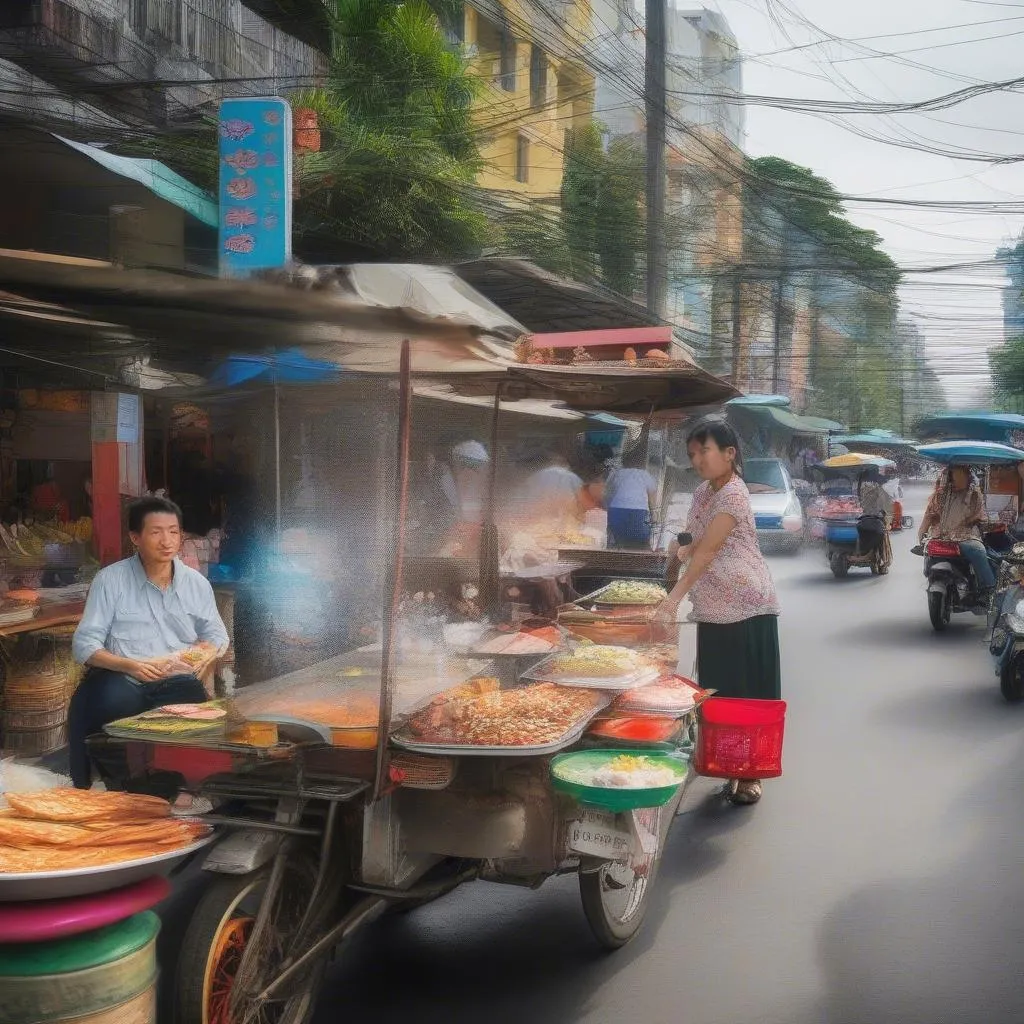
[{"left": 686, "top": 417, "right": 744, "bottom": 474}]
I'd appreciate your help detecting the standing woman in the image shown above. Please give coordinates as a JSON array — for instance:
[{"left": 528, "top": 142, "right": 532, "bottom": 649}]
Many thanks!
[{"left": 657, "top": 419, "right": 781, "bottom": 805}]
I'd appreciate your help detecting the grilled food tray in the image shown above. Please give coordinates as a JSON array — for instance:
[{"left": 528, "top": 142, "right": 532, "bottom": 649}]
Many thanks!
[{"left": 390, "top": 712, "right": 600, "bottom": 757}]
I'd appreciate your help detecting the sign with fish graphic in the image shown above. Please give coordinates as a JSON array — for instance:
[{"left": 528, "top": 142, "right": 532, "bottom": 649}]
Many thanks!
[{"left": 218, "top": 97, "right": 292, "bottom": 276}]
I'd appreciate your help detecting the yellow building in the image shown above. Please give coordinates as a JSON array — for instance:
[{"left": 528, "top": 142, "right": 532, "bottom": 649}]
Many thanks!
[{"left": 455, "top": 1, "right": 595, "bottom": 200}]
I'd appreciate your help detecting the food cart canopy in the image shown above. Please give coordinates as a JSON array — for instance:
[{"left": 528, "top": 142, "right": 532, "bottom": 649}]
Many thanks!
[
  {"left": 916, "top": 413, "right": 1024, "bottom": 447},
  {"left": 0, "top": 253, "right": 736, "bottom": 409},
  {"left": 823, "top": 452, "right": 897, "bottom": 470},
  {"left": 725, "top": 394, "right": 791, "bottom": 409},
  {"left": 832, "top": 430, "right": 917, "bottom": 450},
  {"left": 500, "top": 363, "right": 738, "bottom": 414},
  {"left": 727, "top": 401, "right": 844, "bottom": 435},
  {"left": 916, "top": 440, "right": 1024, "bottom": 465}
]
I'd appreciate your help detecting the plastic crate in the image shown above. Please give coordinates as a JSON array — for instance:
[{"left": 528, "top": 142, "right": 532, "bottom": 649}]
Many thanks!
[
  {"left": 825, "top": 523, "right": 859, "bottom": 545},
  {"left": 694, "top": 698, "right": 786, "bottom": 780}
]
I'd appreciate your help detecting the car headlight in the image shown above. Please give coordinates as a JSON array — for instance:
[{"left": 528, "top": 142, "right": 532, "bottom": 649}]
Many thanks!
[{"left": 1007, "top": 613, "right": 1024, "bottom": 634}]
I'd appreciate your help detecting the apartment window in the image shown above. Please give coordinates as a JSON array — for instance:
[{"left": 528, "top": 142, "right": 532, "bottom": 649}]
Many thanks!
[
  {"left": 515, "top": 135, "right": 529, "bottom": 183},
  {"left": 500, "top": 28, "right": 517, "bottom": 91},
  {"left": 530, "top": 45, "right": 547, "bottom": 107},
  {"left": 438, "top": 1, "right": 465, "bottom": 45}
]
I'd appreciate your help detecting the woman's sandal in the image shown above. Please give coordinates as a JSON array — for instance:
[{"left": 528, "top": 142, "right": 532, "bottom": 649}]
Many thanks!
[{"left": 728, "top": 780, "right": 763, "bottom": 805}]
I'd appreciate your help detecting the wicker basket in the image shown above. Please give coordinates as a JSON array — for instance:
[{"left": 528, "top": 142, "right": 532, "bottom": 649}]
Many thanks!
[
  {"left": 3, "top": 704, "right": 67, "bottom": 731},
  {"left": 2, "top": 722, "right": 67, "bottom": 756}
]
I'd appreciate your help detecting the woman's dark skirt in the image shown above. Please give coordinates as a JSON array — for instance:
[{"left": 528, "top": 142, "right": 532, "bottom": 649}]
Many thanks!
[{"left": 696, "top": 614, "right": 781, "bottom": 700}]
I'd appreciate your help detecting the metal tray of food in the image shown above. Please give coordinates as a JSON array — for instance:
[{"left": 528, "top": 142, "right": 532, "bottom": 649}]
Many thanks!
[
  {"left": 390, "top": 713, "right": 598, "bottom": 757},
  {"left": 0, "top": 835, "right": 216, "bottom": 902},
  {"left": 522, "top": 648, "right": 660, "bottom": 690},
  {"left": 575, "top": 580, "right": 669, "bottom": 607}
]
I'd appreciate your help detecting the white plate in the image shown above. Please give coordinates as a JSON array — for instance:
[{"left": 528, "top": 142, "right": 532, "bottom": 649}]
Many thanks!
[{"left": 0, "top": 834, "right": 215, "bottom": 902}]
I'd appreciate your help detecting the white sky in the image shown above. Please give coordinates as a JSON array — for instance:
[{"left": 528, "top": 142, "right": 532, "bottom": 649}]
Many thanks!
[{"left": 715, "top": 0, "right": 1024, "bottom": 404}]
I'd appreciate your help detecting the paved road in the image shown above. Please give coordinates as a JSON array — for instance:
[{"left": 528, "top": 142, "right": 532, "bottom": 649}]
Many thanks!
[{"left": 310, "top": 487, "right": 1024, "bottom": 1024}]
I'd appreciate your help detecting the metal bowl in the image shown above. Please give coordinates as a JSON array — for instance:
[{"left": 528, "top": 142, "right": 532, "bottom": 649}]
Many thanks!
[{"left": 0, "top": 835, "right": 215, "bottom": 902}]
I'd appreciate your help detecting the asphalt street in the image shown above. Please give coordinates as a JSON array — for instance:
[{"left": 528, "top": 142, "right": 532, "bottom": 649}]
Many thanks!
[{"left": 309, "top": 484, "right": 1024, "bottom": 1024}]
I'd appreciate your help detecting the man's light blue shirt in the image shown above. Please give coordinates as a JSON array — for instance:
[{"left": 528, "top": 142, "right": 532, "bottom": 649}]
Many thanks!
[{"left": 72, "top": 555, "right": 229, "bottom": 665}]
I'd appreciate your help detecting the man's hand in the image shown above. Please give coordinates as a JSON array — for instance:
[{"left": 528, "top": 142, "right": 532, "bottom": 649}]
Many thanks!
[{"left": 127, "top": 659, "right": 168, "bottom": 684}]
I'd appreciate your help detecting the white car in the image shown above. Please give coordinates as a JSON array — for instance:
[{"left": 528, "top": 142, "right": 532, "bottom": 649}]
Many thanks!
[{"left": 744, "top": 458, "right": 804, "bottom": 553}]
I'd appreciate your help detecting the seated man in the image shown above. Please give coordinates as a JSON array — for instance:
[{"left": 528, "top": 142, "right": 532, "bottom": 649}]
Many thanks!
[{"left": 69, "top": 496, "right": 229, "bottom": 789}]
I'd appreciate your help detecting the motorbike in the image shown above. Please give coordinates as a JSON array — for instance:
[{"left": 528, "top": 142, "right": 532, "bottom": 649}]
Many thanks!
[
  {"left": 988, "top": 542, "right": 1024, "bottom": 702},
  {"left": 922, "top": 533, "right": 1006, "bottom": 631},
  {"left": 825, "top": 513, "right": 891, "bottom": 578},
  {"left": 916, "top": 440, "right": 1024, "bottom": 634}
]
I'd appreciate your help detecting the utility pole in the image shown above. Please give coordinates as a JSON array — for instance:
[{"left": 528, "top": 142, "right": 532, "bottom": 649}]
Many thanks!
[
  {"left": 731, "top": 271, "right": 743, "bottom": 386},
  {"left": 645, "top": 0, "right": 667, "bottom": 318},
  {"left": 771, "top": 276, "right": 784, "bottom": 394},
  {"left": 771, "top": 219, "right": 789, "bottom": 395}
]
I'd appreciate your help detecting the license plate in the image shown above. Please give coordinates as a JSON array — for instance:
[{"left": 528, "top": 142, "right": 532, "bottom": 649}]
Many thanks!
[{"left": 568, "top": 808, "right": 632, "bottom": 859}]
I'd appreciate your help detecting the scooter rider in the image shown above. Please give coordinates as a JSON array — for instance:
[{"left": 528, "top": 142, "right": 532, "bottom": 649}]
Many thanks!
[{"left": 915, "top": 466, "right": 995, "bottom": 594}]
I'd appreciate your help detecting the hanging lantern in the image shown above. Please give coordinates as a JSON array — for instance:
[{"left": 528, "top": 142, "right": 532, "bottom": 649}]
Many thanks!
[{"left": 293, "top": 107, "right": 321, "bottom": 153}]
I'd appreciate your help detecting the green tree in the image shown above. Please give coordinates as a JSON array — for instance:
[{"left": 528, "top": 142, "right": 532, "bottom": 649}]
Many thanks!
[
  {"left": 990, "top": 335, "right": 1024, "bottom": 413},
  {"left": 745, "top": 156, "right": 903, "bottom": 429},
  {"left": 747, "top": 157, "right": 899, "bottom": 292},
  {"left": 125, "top": 0, "right": 487, "bottom": 261}
]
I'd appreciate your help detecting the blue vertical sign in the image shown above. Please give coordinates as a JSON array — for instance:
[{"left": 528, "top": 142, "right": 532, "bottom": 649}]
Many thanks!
[{"left": 218, "top": 97, "right": 292, "bottom": 277}]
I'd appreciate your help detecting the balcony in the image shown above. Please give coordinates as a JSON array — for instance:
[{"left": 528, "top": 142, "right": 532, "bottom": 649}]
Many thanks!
[{"left": 0, "top": 0, "right": 327, "bottom": 128}]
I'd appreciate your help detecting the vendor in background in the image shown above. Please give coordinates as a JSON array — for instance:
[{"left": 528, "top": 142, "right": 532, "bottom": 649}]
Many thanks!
[
  {"left": 440, "top": 440, "right": 490, "bottom": 524},
  {"left": 31, "top": 466, "right": 70, "bottom": 523},
  {"left": 656, "top": 418, "right": 781, "bottom": 806},
  {"left": 605, "top": 445, "right": 658, "bottom": 549},
  {"left": 522, "top": 448, "right": 583, "bottom": 515},
  {"left": 69, "top": 496, "right": 228, "bottom": 791}
]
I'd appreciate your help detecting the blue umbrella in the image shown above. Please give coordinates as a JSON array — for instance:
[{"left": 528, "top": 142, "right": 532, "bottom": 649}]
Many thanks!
[
  {"left": 917, "top": 440, "right": 1024, "bottom": 465},
  {"left": 207, "top": 348, "right": 341, "bottom": 389}
]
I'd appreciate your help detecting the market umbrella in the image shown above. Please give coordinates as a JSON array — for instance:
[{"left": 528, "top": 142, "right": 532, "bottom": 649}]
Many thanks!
[
  {"left": 823, "top": 452, "right": 897, "bottom": 470},
  {"left": 916, "top": 441, "right": 1024, "bottom": 465}
]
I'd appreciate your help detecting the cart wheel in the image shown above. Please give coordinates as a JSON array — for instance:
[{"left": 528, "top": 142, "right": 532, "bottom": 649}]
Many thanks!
[
  {"left": 579, "top": 818, "right": 661, "bottom": 949},
  {"left": 830, "top": 553, "right": 849, "bottom": 579},
  {"left": 176, "top": 852, "right": 332, "bottom": 1024}
]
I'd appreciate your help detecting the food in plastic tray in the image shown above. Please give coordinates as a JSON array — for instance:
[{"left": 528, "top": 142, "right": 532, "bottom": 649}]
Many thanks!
[
  {"left": 557, "top": 753, "right": 683, "bottom": 789},
  {"left": 541, "top": 645, "right": 646, "bottom": 680},
  {"left": 472, "top": 628, "right": 561, "bottom": 656},
  {"left": 0, "top": 790, "right": 209, "bottom": 874},
  {"left": 585, "top": 581, "right": 668, "bottom": 606},
  {"left": 613, "top": 675, "right": 705, "bottom": 715},
  {"left": 588, "top": 716, "right": 681, "bottom": 743},
  {"left": 403, "top": 683, "right": 604, "bottom": 747}
]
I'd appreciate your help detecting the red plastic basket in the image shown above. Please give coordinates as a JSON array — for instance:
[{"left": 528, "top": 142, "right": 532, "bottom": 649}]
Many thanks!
[{"left": 694, "top": 698, "right": 787, "bottom": 780}]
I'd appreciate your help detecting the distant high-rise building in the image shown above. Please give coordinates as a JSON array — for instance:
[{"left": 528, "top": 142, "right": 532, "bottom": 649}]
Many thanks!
[{"left": 997, "top": 239, "right": 1024, "bottom": 340}]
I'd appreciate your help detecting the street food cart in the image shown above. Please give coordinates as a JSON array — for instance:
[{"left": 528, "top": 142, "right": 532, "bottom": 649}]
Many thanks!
[{"left": 0, "top": 258, "right": 738, "bottom": 1024}]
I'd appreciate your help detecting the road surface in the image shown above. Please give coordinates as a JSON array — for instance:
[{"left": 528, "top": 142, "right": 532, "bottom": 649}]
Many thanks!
[{"left": 307, "top": 485, "right": 1024, "bottom": 1024}]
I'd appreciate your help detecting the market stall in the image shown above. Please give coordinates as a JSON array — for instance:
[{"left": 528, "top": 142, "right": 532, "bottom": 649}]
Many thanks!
[
  {"left": 0, "top": 257, "right": 768, "bottom": 1024},
  {"left": 0, "top": 385, "right": 121, "bottom": 757}
]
